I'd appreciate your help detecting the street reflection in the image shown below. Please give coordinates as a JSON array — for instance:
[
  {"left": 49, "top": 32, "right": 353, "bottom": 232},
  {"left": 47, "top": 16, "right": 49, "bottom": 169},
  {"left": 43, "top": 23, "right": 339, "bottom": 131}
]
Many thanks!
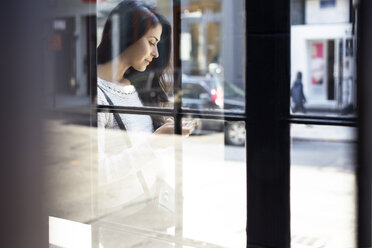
[
  {"left": 290, "top": 0, "right": 357, "bottom": 116},
  {"left": 45, "top": 118, "right": 246, "bottom": 248},
  {"left": 180, "top": 0, "right": 246, "bottom": 112},
  {"left": 290, "top": 124, "right": 356, "bottom": 248}
]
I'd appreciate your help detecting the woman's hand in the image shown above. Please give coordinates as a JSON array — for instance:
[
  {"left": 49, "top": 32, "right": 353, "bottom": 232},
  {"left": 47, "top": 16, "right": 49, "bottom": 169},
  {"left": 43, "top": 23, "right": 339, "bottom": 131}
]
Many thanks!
[
  {"left": 181, "top": 119, "right": 197, "bottom": 137},
  {"left": 149, "top": 119, "right": 198, "bottom": 149},
  {"left": 153, "top": 119, "right": 197, "bottom": 137},
  {"left": 153, "top": 119, "right": 175, "bottom": 135}
]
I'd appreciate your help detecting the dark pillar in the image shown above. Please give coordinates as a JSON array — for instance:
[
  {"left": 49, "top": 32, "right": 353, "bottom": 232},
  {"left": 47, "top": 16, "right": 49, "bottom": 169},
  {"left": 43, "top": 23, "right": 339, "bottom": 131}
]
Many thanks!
[
  {"left": 0, "top": 1, "right": 47, "bottom": 248},
  {"left": 246, "top": 1, "right": 291, "bottom": 247},
  {"left": 357, "top": 0, "right": 372, "bottom": 246}
]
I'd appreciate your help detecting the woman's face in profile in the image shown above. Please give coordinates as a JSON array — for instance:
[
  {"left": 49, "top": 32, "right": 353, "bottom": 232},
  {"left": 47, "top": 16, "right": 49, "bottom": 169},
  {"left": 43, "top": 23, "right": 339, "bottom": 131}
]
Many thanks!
[{"left": 122, "top": 24, "right": 162, "bottom": 72}]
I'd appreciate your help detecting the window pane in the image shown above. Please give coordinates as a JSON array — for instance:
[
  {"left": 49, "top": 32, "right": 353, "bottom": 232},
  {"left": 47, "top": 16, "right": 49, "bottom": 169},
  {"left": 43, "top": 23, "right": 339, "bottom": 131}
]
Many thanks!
[
  {"left": 97, "top": 0, "right": 173, "bottom": 108},
  {"left": 94, "top": 113, "right": 176, "bottom": 238},
  {"left": 96, "top": 225, "right": 176, "bottom": 248},
  {"left": 290, "top": 0, "right": 356, "bottom": 117},
  {"left": 182, "top": 118, "right": 247, "bottom": 247},
  {"left": 291, "top": 124, "right": 356, "bottom": 247},
  {"left": 181, "top": 0, "right": 246, "bottom": 112},
  {"left": 45, "top": 114, "right": 97, "bottom": 246},
  {"left": 45, "top": 113, "right": 179, "bottom": 245},
  {"left": 46, "top": 114, "right": 246, "bottom": 247}
]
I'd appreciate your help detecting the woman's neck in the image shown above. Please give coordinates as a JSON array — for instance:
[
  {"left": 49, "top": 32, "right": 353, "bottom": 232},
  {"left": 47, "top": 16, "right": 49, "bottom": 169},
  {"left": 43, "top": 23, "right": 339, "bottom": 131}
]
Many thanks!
[{"left": 97, "top": 60, "right": 131, "bottom": 86}]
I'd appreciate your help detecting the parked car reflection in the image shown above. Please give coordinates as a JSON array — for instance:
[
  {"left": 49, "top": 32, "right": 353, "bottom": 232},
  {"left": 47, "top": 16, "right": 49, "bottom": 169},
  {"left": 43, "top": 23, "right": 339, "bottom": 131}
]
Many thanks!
[
  {"left": 180, "top": 74, "right": 224, "bottom": 134},
  {"left": 178, "top": 73, "right": 246, "bottom": 146},
  {"left": 222, "top": 78, "right": 245, "bottom": 146}
]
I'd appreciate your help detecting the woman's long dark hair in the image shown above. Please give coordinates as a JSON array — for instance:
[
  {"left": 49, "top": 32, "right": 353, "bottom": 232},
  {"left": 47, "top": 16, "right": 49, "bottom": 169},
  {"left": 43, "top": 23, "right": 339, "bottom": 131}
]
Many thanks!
[{"left": 97, "top": 0, "right": 172, "bottom": 129}]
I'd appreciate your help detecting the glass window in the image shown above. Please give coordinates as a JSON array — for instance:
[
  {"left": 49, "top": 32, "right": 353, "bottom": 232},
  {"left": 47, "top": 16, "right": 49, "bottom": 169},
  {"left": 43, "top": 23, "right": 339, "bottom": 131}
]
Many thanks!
[
  {"left": 46, "top": 116, "right": 247, "bottom": 247},
  {"left": 94, "top": 113, "right": 176, "bottom": 235},
  {"left": 291, "top": 124, "right": 357, "bottom": 247},
  {"left": 45, "top": 115, "right": 97, "bottom": 226},
  {"left": 181, "top": 0, "right": 245, "bottom": 112},
  {"left": 96, "top": 226, "right": 176, "bottom": 248},
  {"left": 93, "top": 1, "right": 247, "bottom": 246},
  {"left": 97, "top": 0, "right": 173, "bottom": 108},
  {"left": 291, "top": 0, "right": 355, "bottom": 117},
  {"left": 42, "top": 0, "right": 369, "bottom": 247},
  {"left": 182, "top": 119, "right": 247, "bottom": 247}
]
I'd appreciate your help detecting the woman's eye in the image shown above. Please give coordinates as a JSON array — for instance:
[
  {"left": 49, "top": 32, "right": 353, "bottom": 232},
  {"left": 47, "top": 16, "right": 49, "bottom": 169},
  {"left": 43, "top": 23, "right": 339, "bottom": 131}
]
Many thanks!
[{"left": 149, "top": 41, "right": 156, "bottom": 46}]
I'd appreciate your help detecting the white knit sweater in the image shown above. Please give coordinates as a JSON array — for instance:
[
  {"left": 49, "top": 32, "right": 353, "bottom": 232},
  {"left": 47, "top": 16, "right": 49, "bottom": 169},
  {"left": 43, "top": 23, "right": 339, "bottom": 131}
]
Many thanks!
[
  {"left": 97, "top": 77, "right": 153, "bottom": 134},
  {"left": 97, "top": 78, "right": 159, "bottom": 200}
]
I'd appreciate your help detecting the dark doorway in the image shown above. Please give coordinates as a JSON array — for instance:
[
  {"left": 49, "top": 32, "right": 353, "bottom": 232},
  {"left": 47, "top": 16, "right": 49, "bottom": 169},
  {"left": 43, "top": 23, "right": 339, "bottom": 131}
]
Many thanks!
[
  {"left": 53, "top": 17, "right": 76, "bottom": 95},
  {"left": 86, "top": 15, "right": 97, "bottom": 102},
  {"left": 327, "top": 40, "right": 335, "bottom": 100}
]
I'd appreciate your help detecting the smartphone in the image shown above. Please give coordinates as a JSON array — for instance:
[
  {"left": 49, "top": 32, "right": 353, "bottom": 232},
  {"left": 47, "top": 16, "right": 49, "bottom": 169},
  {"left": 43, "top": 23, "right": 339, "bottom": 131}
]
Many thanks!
[{"left": 182, "top": 120, "right": 197, "bottom": 129}]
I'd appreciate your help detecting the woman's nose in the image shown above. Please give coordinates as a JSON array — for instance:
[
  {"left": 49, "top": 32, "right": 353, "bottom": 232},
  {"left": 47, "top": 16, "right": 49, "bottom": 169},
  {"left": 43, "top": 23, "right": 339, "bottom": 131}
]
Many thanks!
[{"left": 152, "top": 45, "right": 159, "bottom": 58}]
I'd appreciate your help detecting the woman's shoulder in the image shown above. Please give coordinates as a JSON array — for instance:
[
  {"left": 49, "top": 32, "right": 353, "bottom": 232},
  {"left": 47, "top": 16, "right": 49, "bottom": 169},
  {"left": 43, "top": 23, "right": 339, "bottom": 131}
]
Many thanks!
[
  {"left": 97, "top": 80, "right": 109, "bottom": 105},
  {"left": 98, "top": 77, "right": 137, "bottom": 97}
]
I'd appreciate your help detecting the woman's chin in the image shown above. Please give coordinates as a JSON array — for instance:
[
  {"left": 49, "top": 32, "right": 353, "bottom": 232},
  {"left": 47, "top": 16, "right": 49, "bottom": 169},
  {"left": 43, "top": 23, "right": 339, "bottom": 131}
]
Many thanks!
[{"left": 135, "top": 66, "right": 146, "bottom": 72}]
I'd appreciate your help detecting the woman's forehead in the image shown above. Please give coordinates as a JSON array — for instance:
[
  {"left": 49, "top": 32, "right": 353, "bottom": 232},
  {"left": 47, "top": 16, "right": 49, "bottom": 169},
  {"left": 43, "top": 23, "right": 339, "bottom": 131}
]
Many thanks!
[{"left": 145, "top": 24, "right": 162, "bottom": 41}]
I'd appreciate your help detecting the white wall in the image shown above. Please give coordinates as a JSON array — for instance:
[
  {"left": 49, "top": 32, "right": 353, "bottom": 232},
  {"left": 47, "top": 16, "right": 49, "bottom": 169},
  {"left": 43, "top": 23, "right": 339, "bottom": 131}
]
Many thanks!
[
  {"left": 291, "top": 24, "right": 352, "bottom": 103},
  {"left": 306, "top": 0, "right": 350, "bottom": 24}
]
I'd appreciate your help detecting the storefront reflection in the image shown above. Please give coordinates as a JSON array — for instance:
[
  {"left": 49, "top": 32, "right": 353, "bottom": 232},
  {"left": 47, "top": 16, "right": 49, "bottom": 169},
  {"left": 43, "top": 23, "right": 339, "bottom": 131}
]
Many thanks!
[{"left": 45, "top": 118, "right": 247, "bottom": 247}]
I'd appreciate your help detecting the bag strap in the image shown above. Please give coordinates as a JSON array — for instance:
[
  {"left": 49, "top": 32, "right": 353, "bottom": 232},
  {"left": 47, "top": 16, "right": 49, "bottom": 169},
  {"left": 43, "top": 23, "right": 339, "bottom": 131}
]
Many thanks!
[
  {"left": 98, "top": 85, "right": 127, "bottom": 131},
  {"left": 98, "top": 85, "right": 153, "bottom": 200}
]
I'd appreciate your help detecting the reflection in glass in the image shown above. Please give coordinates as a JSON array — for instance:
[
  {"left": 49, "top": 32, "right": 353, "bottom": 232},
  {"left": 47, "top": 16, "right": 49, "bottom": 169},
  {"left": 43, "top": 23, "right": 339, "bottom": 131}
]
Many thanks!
[
  {"left": 97, "top": 225, "right": 176, "bottom": 248},
  {"left": 181, "top": 0, "right": 245, "bottom": 112},
  {"left": 182, "top": 118, "right": 247, "bottom": 247},
  {"left": 290, "top": 0, "right": 356, "bottom": 116},
  {"left": 94, "top": 117, "right": 247, "bottom": 247},
  {"left": 95, "top": 113, "right": 176, "bottom": 237},
  {"left": 97, "top": 0, "right": 173, "bottom": 108},
  {"left": 290, "top": 124, "right": 356, "bottom": 247},
  {"left": 46, "top": 86, "right": 246, "bottom": 247},
  {"left": 96, "top": 1, "right": 178, "bottom": 235}
]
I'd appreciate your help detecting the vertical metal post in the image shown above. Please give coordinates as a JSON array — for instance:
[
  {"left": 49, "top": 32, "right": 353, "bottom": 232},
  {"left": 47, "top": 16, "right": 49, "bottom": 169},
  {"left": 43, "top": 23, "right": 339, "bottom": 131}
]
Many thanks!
[{"left": 357, "top": 0, "right": 372, "bottom": 246}]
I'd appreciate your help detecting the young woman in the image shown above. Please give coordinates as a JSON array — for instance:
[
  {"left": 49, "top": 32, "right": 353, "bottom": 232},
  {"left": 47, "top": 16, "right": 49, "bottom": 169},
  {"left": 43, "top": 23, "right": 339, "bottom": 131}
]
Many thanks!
[
  {"left": 97, "top": 0, "right": 194, "bottom": 136},
  {"left": 96, "top": 1, "right": 193, "bottom": 223}
]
